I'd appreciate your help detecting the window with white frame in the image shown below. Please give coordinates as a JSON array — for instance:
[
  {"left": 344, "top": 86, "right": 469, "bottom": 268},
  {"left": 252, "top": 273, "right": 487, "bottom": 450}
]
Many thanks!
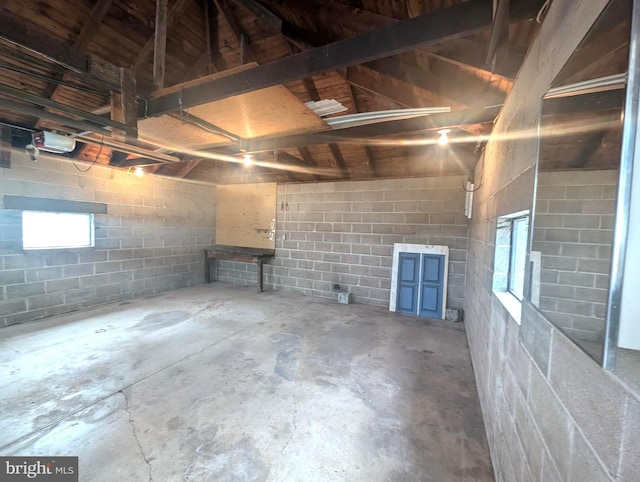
[
  {"left": 508, "top": 216, "right": 529, "bottom": 300},
  {"left": 22, "top": 211, "right": 95, "bottom": 250},
  {"left": 493, "top": 211, "right": 530, "bottom": 320}
]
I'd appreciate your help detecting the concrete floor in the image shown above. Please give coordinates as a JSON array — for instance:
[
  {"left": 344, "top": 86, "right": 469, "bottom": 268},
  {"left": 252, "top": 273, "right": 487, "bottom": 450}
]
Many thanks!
[{"left": 0, "top": 284, "right": 493, "bottom": 481}]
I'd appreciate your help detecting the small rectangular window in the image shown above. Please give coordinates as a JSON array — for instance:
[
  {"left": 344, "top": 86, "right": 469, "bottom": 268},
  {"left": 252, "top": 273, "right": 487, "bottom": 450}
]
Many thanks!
[
  {"left": 508, "top": 216, "right": 529, "bottom": 300},
  {"left": 493, "top": 211, "right": 530, "bottom": 322},
  {"left": 22, "top": 211, "right": 94, "bottom": 250}
]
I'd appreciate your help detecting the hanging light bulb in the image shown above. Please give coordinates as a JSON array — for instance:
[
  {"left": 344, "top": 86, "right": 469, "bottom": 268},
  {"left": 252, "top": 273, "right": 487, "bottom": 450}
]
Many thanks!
[
  {"left": 437, "top": 129, "right": 451, "bottom": 146},
  {"left": 242, "top": 154, "right": 253, "bottom": 167},
  {"left": 134, "top": 166, "right": 144, "bottom": 177}
]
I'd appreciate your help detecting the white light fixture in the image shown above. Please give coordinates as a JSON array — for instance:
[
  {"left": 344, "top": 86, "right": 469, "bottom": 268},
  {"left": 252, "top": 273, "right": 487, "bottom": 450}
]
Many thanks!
[
  {"left": 437, "top": 129, "right": 451, "bottom": 146},
  {"left": 544, "top": 73, "right": 627, "bottom": 99},
  {"left": 242, "top": 154, "right": 253, "bottom": 167},
  {"left": 134, "top": 166, "right": 144, "bottom": 177},
  {"left": 324, "top": 107, "right": 451, "bottom": 130},
  {"left": 305, "top": 99, "right": 348, "bottom": 117}
]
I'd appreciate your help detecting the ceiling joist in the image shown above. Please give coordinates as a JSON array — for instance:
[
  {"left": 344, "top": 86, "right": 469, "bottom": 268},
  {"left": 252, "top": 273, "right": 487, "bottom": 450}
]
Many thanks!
[
  {"left": 227, "top": 0, "right": 283, "bottom": 32},
  {"left": 0, "top": 6, "right": 120, "bottom": 88},
  {"left": 138, "top": 0, "right": 515, "bottom": 118},
  {"left": 153, "top": 0, "right": 168, "bottom": 89},
  {"left": 242, "top": 105, "right": 501, "bottom": 152}
]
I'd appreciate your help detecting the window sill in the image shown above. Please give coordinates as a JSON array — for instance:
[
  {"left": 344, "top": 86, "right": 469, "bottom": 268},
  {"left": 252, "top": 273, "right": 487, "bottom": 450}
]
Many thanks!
[{"left": 494, "top": 291, "right": 523, "bottom": 325}]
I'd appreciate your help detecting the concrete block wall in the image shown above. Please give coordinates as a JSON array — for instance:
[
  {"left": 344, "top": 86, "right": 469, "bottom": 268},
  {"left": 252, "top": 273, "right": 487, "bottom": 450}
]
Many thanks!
[
  {"left": 217, "top": 176, "right": 469, "bottom": 309},
  {"left": 465, "top": 0, "right": 640, "bottom": 480},
  {"left": 0, "top": 151, "right": 215, "bottom": 326},
  {"left": 533, "top": 170, "right": 616, "bottom": 343}
]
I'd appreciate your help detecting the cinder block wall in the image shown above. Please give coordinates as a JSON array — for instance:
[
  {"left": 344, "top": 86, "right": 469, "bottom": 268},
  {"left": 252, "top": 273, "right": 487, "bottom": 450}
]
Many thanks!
[
  {"left": 533, "top": 170, "right": 616, "bottom": 343},
  {"left": 465, "top": 0, "right": 640, "bottom": 480},
  {"left": 0, "top": 152, "right": 215, "bottom": 326},
  {"left": 217, "top": 176, "right": 469, "bottom": 309}
]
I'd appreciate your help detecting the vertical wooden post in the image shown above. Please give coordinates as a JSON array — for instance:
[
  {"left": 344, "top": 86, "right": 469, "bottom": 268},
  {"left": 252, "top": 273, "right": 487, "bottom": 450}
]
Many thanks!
[
  {"left": 240, "top": 33, "right": 248, "bottom": 64},
  {"left": 153, "top": 0, "right": 168, "bottom": 90},
  {"left": 110, "top": 67, "right": 137, "bottom": 141}
]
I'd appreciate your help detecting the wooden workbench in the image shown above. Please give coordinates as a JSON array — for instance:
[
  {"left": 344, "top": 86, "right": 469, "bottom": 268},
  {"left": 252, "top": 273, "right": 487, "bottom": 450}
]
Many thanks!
[{"left": 205, "top": 246, "right": 275, "bottom": 293}]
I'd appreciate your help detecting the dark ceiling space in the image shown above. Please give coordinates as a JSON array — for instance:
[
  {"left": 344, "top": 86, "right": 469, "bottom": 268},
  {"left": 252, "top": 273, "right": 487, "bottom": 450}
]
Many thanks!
[{"left": 0, "top": 0, "right": 552, "bottom": 184}]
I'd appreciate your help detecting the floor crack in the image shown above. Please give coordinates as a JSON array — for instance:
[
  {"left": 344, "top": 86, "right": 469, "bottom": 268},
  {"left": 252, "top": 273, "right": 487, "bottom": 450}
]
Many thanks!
[
  {"left": 279, "top": 379, "right": 298, "bottom": 457},
  {"left": 1, "top": 323, "right": 259, "bottom": 452},
  {"left": 121, "top": 390, "right": 153, "bottom": 482}
]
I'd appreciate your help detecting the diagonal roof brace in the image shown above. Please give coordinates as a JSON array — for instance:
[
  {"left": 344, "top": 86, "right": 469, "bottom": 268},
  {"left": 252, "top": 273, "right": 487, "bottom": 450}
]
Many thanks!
[
  {"left": 138, "top": 0, "right": 541, "bottom": 118},
  {"left": 234, "top": 106, "right": 501, "bottom": 152}
]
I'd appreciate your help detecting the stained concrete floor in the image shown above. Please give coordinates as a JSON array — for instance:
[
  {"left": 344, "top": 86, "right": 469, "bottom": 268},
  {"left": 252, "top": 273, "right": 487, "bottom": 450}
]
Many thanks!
[{"left": 0, "top": 284, "right": 494, "bottom": 481}]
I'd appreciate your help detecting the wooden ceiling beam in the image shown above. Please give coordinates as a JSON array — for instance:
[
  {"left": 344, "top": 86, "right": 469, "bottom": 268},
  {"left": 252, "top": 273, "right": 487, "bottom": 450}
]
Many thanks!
[
  {"left": 203, "top": 0, "right": 227, "bottom": 72},
  {"left": 181, "top": 53, "right": 210, "bottom": 81},
  {"left": 328, "top": 144, "right": 349, "bottom": 178},
  {"left": 42, "top": 0, "right": 115, "bottom": 109},
  {"left": 227, "top": 0, "right": 282, "bottom": 32},
  {"left": 364, "top": 57, "right": 505, "bottom": 108},
  {"left": 213, "top": 0, "right": 244, "bottom": 41},
  {"left": 274, "top": 0, "right": 528, "bottom": 83},
  {"left": 261, "top": 0, "right": 391, "bottom": 32},
  {"left": 130, "top": 0, "right": 191, "bottom": 72},
  {"left": 294, "top": 62, "right": 348, "bottom": 180},
  {"left": 75, "top": 0, "right": 115, "bottom": 52},
  {"left": 344, "top": 65, "right": 438, "bottom": 108},
  {"left": 279, "top": 7, "right": 503, "bottom": 109},
  {"left": 0, "top": 6, "right": 120, "bottom": 88},
  {"left": 242, "top": 106, "right": 501, "bottom": 152},
  {"left": 175, "top": 159, "right": 203, "bottom": 177},
  {"left": 153, "top": 0, "right": 169, "bottom": 89},
  {"left": 0, "top": 83, "right": 135, "bottom": 135},
  {"left": 297, "top": 147, "right": 317, "bottom": 169},
  {"left": 0, "top": 7, "right": 84, "bottom": 74},
  {"left": 110, "top": 68, "right": 138, "bottom": 140},
  {"left": 346, "top": 84, "right": 377, "bottom": 178},
  {"left": 427, "top": 40, "right": 518, "bottom": 84},
  {"left": 269, "top": 151, "right": 300, "bottom": 181},
  {"left": 0, "top": 97, "right": 112, "bottom": 135},
  {"left": 139, "top": 0, "right": 518, "bottom": 117},
  {"left": 213, "top": 0, "right": 256, "bottom": 64}
]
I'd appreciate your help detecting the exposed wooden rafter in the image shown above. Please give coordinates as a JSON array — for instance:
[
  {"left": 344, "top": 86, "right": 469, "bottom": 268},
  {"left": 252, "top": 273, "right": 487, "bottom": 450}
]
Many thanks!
[
  {"left": 75, "top": 0, "right": 115, "bottom": 52},
  {"left": 153, "top": 0, "right": 168, "bottom": 89},
  {"left": 269, "top": 151, "right": 299, "bottom": 181},
  {"left": 293, "top": 53, "right": 348, "bottom": 179},
  {"left": 0, "top": 0, "right": 552, "bottom": 184},
  {"left": 271, "top": 0, "right": 524, "bottom": 84},
  {"left": 244, "top": 106, "right": 501, "bottom": 152},
  {"left": 227, "top": 0, "right": 282, "bottom": 32},
  {"left": 0, "top": 96, "right": 112, "bottom": 135},
  {"left": 139, "top": 0, "right": 519, "bottom": 117},
  {"left": 213, "top": 0, "right": 244, "bottom": 41},
  {"left": 346, "top": 83, "right": 377, "bottom": 177},
  {"left": 0, "top": 82, "right": 135, "bottom": 136},
  {"left": 363, "top": 58, "right": 503, "bottom": 108},
  {"left": 204, "top": 0, "right": 227, "bottom": 72},
  {"left": 130, "top": 0, "right": 191, "bottom": 73},
  {"left": 0, "top": 6, "right": 120, "bottom": 88},
  {"left": 344, "top": 65, "right": 439, "bottom": 108},
  {"left": 38, "top": 0, "right": 115, "bottom": 128}
]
